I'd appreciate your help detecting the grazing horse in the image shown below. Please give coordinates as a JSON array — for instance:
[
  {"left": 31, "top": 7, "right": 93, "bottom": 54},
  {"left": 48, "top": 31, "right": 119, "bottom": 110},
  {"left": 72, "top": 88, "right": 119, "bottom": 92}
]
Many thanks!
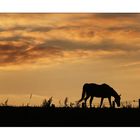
[{"left": 78, "top": 83, "right": 121, "bottom": 108}]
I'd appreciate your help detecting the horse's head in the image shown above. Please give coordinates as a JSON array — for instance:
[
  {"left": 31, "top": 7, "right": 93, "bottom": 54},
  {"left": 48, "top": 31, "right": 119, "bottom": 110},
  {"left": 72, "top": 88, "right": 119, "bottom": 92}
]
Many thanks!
[{"left": 115, "top": 94, "right": 121, "bottom": 107}]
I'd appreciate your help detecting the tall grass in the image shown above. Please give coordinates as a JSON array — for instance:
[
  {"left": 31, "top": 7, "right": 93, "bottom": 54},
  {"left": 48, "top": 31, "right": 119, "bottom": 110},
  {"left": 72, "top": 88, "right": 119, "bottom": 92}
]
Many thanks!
[
  {"left": 1, "top": 98, "right": 9, "bottom": 106},
  {"left": 41, "top": 97, "right": 54, "bottom": 108}
]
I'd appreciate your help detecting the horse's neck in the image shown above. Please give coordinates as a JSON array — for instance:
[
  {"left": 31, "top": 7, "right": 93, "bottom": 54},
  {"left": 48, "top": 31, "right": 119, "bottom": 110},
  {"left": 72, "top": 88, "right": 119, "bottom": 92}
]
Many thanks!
[{"left": 112, "top": 92, "right": 118, "bottom": 98}]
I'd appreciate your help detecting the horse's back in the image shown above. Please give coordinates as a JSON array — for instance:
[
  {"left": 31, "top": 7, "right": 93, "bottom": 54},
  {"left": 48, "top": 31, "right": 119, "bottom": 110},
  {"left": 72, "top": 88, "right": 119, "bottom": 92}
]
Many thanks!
[
  {"left": 83, "top": 83, "right": 112, "bottom": 97},
  {"left": 83, "top": 83, "right": 99, "bottom": 91},
  {"left": 83, "top": 83, "right": 101, "bottom": 94}
]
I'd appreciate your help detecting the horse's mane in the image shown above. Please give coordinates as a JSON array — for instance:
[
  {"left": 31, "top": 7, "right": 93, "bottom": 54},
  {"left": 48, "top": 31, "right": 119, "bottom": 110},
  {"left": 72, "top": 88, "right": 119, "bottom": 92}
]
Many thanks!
[
  {"left": 101, "top": 83, "right": 118, "bottom": 97},
  {"left": 101, "top": 83, "right": 111, "bottom": 88}
]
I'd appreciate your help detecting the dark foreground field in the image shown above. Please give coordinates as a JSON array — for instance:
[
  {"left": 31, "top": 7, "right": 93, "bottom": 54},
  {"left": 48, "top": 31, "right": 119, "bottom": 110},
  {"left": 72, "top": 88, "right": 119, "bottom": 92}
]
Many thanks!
[{"left": 0, "top": 106, "right": 140, "bottom": 127}]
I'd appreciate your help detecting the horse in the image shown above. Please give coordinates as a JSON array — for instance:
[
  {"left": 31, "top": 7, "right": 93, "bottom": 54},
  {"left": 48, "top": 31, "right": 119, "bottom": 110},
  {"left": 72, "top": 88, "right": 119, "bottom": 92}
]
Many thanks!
[{"left": 78, "top": 83, "right": 121, "bottom": 108}]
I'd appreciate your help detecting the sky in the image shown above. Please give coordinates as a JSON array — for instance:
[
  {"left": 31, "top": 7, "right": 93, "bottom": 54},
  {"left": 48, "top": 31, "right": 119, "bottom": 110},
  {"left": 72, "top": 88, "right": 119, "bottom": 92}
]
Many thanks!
[{"left": 0, "top": 13, "right": 139, "bottom": 106}]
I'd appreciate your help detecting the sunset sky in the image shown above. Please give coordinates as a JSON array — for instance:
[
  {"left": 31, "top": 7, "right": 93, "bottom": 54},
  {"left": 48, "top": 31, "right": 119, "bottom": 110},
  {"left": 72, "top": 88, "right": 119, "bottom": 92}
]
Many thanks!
[{"left": 0, "top": 13, "right": 139, "bottom": 106}]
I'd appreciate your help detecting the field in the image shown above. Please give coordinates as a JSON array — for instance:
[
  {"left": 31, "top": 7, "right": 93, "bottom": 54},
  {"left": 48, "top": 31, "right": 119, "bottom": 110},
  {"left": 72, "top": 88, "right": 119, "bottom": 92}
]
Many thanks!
[{"left": 0, "top": 106, "right": 140, "bottom": 127}]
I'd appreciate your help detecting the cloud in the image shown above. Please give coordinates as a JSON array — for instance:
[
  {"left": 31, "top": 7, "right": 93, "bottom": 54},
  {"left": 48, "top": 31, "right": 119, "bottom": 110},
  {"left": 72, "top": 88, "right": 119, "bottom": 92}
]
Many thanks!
[
  {"left": 94, "top": 13, "right": 140, "bottom": 18},
  {"left": 0, "top": 40, "right": 65, "bottom": 68},
  {"left": 0, "top": 13, "right": 139, "bottom": 70},
  {"left": 0, "top": 36, "right": 35, "bottom": 42},
  {"left": 0, "top": 35, "right": 139, "bottom": 69},
  {"left": 40, "top": 38, "right": 140, "bottom": 52}
]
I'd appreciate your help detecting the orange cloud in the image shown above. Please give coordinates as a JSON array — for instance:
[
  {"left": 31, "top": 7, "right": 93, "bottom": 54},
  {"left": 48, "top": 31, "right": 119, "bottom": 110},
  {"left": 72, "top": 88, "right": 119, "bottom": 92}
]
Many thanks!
[{"left": 0, "top": 13, "right": 139, "bottom": 70}]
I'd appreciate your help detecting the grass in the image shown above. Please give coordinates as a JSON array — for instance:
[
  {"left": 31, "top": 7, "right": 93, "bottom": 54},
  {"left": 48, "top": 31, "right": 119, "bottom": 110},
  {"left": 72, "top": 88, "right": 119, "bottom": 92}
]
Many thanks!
[
  {"left": 0, "top": 97, "right": 139, "bottom": 126},
  {"left": 0, "top": 106, "right": 139, "bottom": 126}
]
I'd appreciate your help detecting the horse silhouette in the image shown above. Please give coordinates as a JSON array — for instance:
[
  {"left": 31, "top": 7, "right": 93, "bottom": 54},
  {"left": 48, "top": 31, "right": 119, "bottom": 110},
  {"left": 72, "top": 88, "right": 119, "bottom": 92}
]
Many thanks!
[{"left": 78, "top": 83, "right": 121, "bottom": 108}]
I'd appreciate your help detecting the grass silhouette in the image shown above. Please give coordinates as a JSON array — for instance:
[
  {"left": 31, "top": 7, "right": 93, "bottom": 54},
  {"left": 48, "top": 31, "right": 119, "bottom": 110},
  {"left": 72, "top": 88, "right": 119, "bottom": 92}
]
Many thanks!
[{"left": 0, "top": 97, "right": 139, "bottom": 126}]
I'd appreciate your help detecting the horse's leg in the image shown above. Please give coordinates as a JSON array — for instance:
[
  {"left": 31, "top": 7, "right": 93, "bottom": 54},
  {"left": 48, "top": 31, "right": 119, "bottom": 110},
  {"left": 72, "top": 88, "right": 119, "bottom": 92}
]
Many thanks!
[
  {"left": 84, "top": 95, "right": 90, "bottom": 107},
  {"left": 108, "top": 97, "right": 112, "bottom": 107},
  {"left": 78, "top": 98, "right": 83, "bottom": 104},
  {"left": 100, "top": 98, "right": 104, "bottom": 108},
  {"left": 89, "top": 96, "right": 93, "bottom": 108}
]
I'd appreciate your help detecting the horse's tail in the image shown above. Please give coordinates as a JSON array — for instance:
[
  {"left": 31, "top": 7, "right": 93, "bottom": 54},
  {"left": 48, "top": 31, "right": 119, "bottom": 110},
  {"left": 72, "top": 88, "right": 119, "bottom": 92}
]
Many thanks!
[{"left": 78, "top": 84, "right": 86, "bottom": 103}]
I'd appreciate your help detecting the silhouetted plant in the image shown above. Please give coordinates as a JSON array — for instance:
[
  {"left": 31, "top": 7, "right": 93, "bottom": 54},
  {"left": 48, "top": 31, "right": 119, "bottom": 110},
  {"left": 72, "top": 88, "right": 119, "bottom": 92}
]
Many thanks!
[
  {"left": 64, "top": 97, "right": 68, "bottom": 107},
  {"left": 41, "top": 97, "right": 53, "bottom": 108},
  {"left": 1, "top": 98, "right": 9, "bottom": 106},
  {"left": 59, "top": 100, "right": 62, "bottom": 107},
  {"left": 27, "top": 94, "right": 32, "bottom": 106},
  {"left": 75, "top": 101, "right": 81, "bottom": 108},
  {"left": 121, "top": 102, "right": 125, "bottom": 108},
  {"left": 121, "top": 101, "right": 133, "bottom": 108},
  {"left": 126, "top": 102, "right": 132, "bottom": 108},
  {"left": 51, "top": 104, "right": 55, "bottom": 108},
  {"left": 5, "top": 99, "right": 8, "bottom": 106},
  {"left": 70, "top": 102, "right": 74, "bottom": 108}
]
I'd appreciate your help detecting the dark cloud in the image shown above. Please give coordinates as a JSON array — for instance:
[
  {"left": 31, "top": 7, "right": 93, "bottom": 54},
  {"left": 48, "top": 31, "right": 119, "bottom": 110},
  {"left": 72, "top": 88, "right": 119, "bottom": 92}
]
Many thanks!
[
  {"left": 0, "top": 25, "right": 52, "bottom": 33},
  {"left": 0, "top": 13, "right": 139, "bottom": 68},
  {"left": 92, "top": 39, "right": 140, "bottom": 52},
  {"left": 0, "top": 20, "right": 82, "bottom": 33},
  {"left": 0, "top": 41, "right": 63, "bottom": 66},
  {"left": 0, "top": 35, "right": 34, "bottom": 42},
  {"left": 0, "top": 28, "right": 6, "bottom": 32},
  {"left": 0, "top": 44, "right": 28, "bottom": 65},
  {"left": 13, "top": 25, "right": 81, "bottom": 32},
  {"left": 107, "top": 25, "right": 140, "bottom": 32},
  {"left": 0, "top": 36, "right": 139, "bottom": 67},
  {"left": 41, "top": 38, "right": 140, "bottom": 52},
  {"left": 0, "top": 25, "right": 28, "bottom": 33},
  {"left": 29, "top": 26, "right": 54, "bottom": 32},
  {"left": 43, "top": 38, "right": 140, "bottom": 63},
  {"left": 94, "top": 13, "right": 140, "bottom": 19},
  {"left": 11, "top": 26, "right": 30, "bottom": 31}
]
